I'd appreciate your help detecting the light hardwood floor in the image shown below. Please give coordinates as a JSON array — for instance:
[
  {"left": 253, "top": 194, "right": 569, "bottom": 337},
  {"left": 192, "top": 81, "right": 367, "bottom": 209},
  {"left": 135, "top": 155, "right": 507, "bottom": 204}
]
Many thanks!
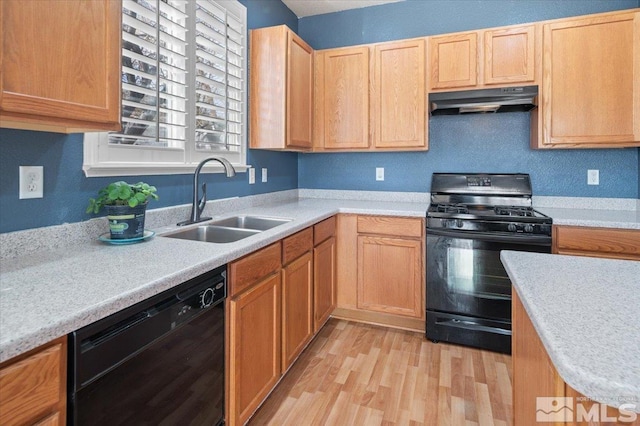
[{"left": 248, "top": 319, "right": 513, "bottom": 426}]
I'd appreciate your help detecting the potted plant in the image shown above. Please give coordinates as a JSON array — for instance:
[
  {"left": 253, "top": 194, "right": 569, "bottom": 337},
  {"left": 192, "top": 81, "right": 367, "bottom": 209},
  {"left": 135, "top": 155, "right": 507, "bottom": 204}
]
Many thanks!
[{"left": 86, "top": 181, "right": 159, "bottom": 239}]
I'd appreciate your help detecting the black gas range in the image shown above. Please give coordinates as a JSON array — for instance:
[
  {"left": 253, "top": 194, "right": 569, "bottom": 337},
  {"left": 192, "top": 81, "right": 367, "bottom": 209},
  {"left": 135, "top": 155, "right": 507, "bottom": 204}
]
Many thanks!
[{"left": 425, "top": 173, "right": 552, "bottom": 354}]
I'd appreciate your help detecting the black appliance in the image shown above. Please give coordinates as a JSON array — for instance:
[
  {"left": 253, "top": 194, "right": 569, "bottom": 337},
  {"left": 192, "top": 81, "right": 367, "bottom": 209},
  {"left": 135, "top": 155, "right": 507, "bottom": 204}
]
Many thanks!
[
  {"left": 429, "top": 85, "right": 538, "bottom": 115},
  {"left": 425, "top": 173, "right": 551, "bottom": 354},
  {"left": 68, "top": 265, "right": 227, "bottom": 426}
]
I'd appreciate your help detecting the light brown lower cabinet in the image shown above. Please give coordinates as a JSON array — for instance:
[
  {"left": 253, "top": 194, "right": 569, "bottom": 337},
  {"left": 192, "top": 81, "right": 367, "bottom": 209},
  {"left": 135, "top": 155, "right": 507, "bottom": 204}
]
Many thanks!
[
  {"left": 553, "top": 225, "right": 640, "bottom": 260},
  {"left": 0, "top": 337, "right": 67, "bottom": 426},
  {"left": 228, "top": 270, "right": 282, "bottom": 426},
  {"left": 513, "top": 291, "right": 639, "bottom": 425},
  {"left": 335, "top": 214, "right": 425, "bottom": 332},
  {"left": 227, "top": 242, "right": 282, "bottom": 426},
  {"left": 226, "top": 218, "right": 338, "bottom": 425},
  {"left": 313, "top": 235, "right": 336, "bottom": 331},
  {"left": 313, "top": 216, "right": 337, "bottom": 332},
  {"left": 281, "top": 228, "right": 314, "bottom": 373}
]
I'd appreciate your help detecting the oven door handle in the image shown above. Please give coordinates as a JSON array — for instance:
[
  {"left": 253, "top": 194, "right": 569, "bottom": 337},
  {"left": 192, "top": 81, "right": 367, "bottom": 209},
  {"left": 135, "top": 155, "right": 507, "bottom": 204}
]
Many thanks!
[
  {"left": 435, "top": 318, "right": 512, "bottom": 336},
  {"left": 426, "top": 228, "right": 551, "bottom": 245}
]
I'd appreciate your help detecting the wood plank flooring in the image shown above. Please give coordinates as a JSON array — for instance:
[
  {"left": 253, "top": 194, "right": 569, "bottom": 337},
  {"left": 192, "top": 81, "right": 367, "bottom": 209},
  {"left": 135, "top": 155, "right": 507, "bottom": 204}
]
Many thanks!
[{"left": 248, "top": 319, "right": 512, "bottom": 426}]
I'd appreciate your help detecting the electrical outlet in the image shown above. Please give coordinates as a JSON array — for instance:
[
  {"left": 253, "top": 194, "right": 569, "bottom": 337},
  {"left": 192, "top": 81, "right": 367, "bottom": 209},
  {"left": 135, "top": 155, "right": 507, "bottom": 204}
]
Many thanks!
[
  {"left": 19, "top": 166, "right": 44, "bottom": 199},
  {"left": 587, "top": 169, "right": 599, "bottom": 185},
  {"left": 261, "top": 168, "right": 268, "bottom": 183},
  {"left": 248, "top": 167, "right": 255, "bottom": 184},
  {"left": 376, "top": 167, "right": 384, "bottom": 181}
]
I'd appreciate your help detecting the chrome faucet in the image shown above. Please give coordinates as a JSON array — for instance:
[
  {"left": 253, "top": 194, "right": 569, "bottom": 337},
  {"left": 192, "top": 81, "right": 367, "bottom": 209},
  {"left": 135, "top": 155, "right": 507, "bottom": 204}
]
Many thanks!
[{"left": 178, "top": 157, "right": 236, "bottom": 226}]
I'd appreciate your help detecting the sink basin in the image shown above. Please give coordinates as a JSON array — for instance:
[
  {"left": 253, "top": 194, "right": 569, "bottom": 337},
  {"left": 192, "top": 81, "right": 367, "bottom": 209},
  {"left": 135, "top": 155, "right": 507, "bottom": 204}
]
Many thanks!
[
  {"left": 209, "top": 215, "right": 292, "bottom": 231},
  {"left": 163, "top": 225, "right": 261, "bottom": 243}
]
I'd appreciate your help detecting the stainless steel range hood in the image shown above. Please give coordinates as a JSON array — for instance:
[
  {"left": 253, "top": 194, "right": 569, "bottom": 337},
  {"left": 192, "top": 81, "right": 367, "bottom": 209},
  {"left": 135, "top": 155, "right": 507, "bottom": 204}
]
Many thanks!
[{"left": 429, "top": 86, "right": 538, "bottom": 115}]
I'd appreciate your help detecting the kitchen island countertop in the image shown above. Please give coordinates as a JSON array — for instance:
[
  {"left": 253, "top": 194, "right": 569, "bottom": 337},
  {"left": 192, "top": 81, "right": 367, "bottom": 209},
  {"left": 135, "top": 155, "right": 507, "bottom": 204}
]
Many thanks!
[{"left": 501, "top": 250, "right": 640, "bottom": 412}]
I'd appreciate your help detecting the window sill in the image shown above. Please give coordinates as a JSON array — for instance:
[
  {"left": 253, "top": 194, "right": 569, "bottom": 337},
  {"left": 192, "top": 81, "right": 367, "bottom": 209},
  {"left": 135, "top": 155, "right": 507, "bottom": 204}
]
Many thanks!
[{"left": 83, "top": 163, "right": 251, "bottom": 178}]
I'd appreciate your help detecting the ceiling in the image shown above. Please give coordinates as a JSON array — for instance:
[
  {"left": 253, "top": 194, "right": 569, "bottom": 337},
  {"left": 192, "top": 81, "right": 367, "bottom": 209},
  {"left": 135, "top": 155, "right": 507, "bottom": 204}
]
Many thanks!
[{"left": 281, "top": 0, "right": 404, "bottom": 18}]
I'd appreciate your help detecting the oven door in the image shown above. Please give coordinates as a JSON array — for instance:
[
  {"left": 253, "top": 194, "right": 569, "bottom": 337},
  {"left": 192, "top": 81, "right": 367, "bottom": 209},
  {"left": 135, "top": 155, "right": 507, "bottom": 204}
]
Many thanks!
[{"left": 426, "top": 228, "right": 550, "bottom": 321}]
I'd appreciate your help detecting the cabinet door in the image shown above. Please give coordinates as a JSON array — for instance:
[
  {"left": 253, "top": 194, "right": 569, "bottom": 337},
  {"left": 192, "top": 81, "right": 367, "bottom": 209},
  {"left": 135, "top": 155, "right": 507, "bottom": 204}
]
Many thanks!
[
  {"left": 0, "top": 0, "right": 121, "bottom": 133},
  {"left": 372, "top": 39, "right": 427, "bottom": 149},
  {"left": 314, "top": 236, "right": 336, "bottom": 332},
  {"left": 0, "top": 338, "right": 66, "bottom": 426},
  {"left": 282, "top": 252, "right": 313, "bottom": 371},
  {"left": 483, "top": 25, "right": 536, "bottom": 85},
  {"left": 429, "top": 32, "right": 477, "bottom": 89},
  {"left": 315, "top": 46, "right": 370, "bottom": 149},
  {"left": 539, "top": 12, "right": 640, "bottom": 148},
  {"left": 357, "top": 235, "right": 422, "bottom": 318},
  {"left": 228, "top": 272, "right": 281, "bottom": 425},
  {"left": 287, "top": 32, "right": 313, "bottom": 149}
]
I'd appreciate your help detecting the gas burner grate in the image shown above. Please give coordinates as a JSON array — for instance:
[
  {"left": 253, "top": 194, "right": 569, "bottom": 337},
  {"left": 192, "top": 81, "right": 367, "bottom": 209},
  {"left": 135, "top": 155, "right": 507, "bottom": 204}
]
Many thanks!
[
  {"left": 435, "top": 204, "right": 469, "bottom": 214},
  {"left": 494, "top": 206, "right": 535, "bottom": 217}
]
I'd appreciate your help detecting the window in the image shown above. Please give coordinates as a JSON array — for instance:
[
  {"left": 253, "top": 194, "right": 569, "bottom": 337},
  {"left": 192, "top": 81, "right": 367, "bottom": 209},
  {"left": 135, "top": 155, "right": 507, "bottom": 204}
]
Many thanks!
[{"left": 83, "top": 0, "right": 247, "bottom": 177}]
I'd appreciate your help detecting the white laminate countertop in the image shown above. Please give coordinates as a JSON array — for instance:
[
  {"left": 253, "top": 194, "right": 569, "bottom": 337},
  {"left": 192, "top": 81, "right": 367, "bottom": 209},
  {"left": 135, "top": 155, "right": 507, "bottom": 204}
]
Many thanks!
[
  {"left": 501, "top": 250, "right": 640, "bottom": 412},
  {"left": 0, "top": 197, "right": 428, "bottom": 363},
  {"left": 538, "top": 207, "right": 640, "bottom": 230},
  {"left": 1, "top": 191, "right": 638, "bottom": 364}
]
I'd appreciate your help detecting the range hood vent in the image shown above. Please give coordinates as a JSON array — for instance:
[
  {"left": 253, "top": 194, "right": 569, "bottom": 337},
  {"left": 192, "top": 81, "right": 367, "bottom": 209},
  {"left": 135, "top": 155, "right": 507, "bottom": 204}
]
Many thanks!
[{"left": 429, "top": 86, "right": 538, "bottom": 115}]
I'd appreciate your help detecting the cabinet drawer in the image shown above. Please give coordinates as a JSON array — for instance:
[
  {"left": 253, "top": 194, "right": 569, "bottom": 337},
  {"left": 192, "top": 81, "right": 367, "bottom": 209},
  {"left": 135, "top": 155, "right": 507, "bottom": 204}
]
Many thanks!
[
  {"left": 553, "top": 226, "right": 640, "bottom": 260},
  {"left": 283, "top": 228, "right": 313, "bottom": 265},
  {"left": 229, "top": 242, "right": 282, "bottom": 296},
  {"left": 314, "top": 216, "right": 336, "bottom": 245},
  {"left": 0, "top": 341, "right": 64, "bottom": 426},
  {"left": 357, "top": 216, "right": 423, "bottom": 238}
]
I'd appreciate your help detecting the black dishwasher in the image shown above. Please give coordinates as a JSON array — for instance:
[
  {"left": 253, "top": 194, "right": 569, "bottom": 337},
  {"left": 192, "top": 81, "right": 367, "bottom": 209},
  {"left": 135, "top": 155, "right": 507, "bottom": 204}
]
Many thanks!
[{"left": 68, "top": 265, "right": 227, "bottom": 426}]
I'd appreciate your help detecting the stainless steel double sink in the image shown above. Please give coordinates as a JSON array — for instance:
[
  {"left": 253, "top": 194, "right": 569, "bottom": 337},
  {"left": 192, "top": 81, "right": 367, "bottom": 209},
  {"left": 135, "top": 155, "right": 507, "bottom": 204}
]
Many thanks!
[{"left": 162, "top": 215, "right": 292, "bottom": 243}]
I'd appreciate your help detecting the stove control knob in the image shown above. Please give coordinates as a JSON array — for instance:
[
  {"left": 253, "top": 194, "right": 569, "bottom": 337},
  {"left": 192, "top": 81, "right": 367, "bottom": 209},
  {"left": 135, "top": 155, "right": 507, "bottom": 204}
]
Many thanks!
[
  {"left": 455, "top": 219, "right": 463, "bottom": 228},
  {"left": 524, "top": 225, "right": 534, "bottom": 233},
  {"left": 507, "top": 223, "right": 517, "bottom": 232}
]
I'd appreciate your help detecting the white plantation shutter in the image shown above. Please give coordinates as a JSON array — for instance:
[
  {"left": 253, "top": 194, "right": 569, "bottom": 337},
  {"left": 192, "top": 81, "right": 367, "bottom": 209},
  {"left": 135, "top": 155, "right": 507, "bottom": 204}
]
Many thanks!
[
  {"left": 194, "top": 1, "right": 244, "bottom": 153},
  {"left": 113, "top": 0, "right": 188, "bottom": 148},
  {"left": 83, "top": 0, "right": 247, "bottom": 177}
]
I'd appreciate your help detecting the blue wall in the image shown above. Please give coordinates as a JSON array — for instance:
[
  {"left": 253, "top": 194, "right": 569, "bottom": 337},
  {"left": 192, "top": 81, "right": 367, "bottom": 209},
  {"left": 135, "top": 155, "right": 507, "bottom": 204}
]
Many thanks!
[
  {"left": 0, "top": 0, "right": 298, "bottom": 234},
  {"left": 298, "top": 0, "right": 640, "bottom": 198},
  {"left": 299, "top": 114, "right": 638, "bottom": 197}
]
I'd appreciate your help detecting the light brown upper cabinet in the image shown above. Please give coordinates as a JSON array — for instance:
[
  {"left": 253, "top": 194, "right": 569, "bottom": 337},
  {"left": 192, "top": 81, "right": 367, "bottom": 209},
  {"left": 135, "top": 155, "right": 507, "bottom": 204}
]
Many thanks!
[
  {"left": 0, "top": 0, "right": 121, "bottom": 133},
  {"left": 484, "top": 25, "right": 536, "bottom": 85},
  {"left": 314, "top": 46, "right": 370, "bottom": 150},
  {"left": 429, "top": 32, "right": 478, "bottom": 89},
  {"left": 533, "top": 11, "right": 640, "bottom": 148},
  {"left": 429, "top": 24, "right": 539, "bottom": 91},
  {"left": 371, "top": 39, "right": 427, "bottom": 149},
  {"left": 315, "top": 38, "right": 428, "bottom": 151},
  {"left": 250, "top": 25, "right": 313, "bottom": 151}
]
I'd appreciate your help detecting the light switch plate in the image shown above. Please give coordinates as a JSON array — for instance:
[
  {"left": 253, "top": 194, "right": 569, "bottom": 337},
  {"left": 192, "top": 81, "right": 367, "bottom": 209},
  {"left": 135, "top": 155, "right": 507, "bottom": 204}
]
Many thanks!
[
  {"left": 261, "top": 168, "right": 268, "bottom": 183},
  {"left": 19, "top": 166, "right": 44, "bottom": 199},
  {"left": 376, "top": 167, "right": 384, "bottom": 181},
  {"left": 248, "top": 168, "right": 255, "bottom": 184}
]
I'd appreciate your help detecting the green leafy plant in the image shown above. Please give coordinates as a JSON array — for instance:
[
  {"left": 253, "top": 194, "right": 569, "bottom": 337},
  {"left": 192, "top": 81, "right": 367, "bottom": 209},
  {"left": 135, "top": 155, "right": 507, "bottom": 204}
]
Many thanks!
[{"left": 86, "top": 181, "right": 159, "bottom": 214}]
